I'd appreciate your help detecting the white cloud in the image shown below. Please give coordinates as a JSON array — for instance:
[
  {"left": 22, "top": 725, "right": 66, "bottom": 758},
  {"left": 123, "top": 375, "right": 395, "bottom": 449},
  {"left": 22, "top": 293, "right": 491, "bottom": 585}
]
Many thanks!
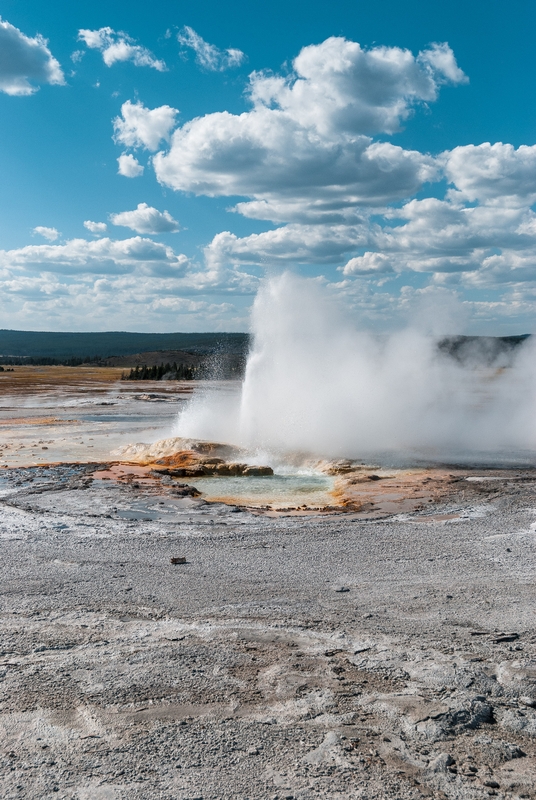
[
  {"left": 177, "top": 26, "right": 245, "bottom": 71},
  {"left": 146, "top": 31, "right": 536, "bottom": 297},
  {"left": 231, "top": 198, "right": 366, "bottom": 225},
  {"left": 101, "top": 33, "right": 536, "bottom": 327},
  {"left": 0, "top": 234, "right": 258, "bottom": 330},
  {"left": 152, "top": 37, "right": 463, "bottom": 213},
  {"left": 77, "top": 27, "right": 166, "bottom": 71},
  {"left": 205, "top": 224, "right": 369, "bottom": 268},
  {"left": 343, "top": 252, "right": 394, "bottom": 275},
  {"left": 0, "top": 270, "right": 249, "bottom": 331},
  {"left": 117, "top": 153, "right": 144, "bottom": 177},
  {"left": 83, "top": 220, "right": 107, "bottom": 234},
  {"left": 0, "top": 236, "right": 257, "bottom": 293},
  {"left": 0, "top": 18, "right": 64, "bottom": 96},
  {"left": 248, "top": 38, "right": 466, "bottom": 137},
  {"left": 114, "top": 100, "right": 178, "bottom": 151},
  {"left": 444, "top": 142, "right": 536, "bottom": 206},
  {"left": 154, "top": 112, "right": 436, "bottom": 208},
  {"left": 418, "top": 42, "right": 468, "bottom": 85},
  {"left": 0, "top": 236, "right": 188, "bottom": 276},
  {"left": 33, "top": 226, "right": 60, "bottom": 242},
  {"left": 110, "top": 203, "right": 180, "bottom": 234},
  {"left": 336, "top": 196, "right": 536, "bottom": 287},
  {"left": 202, "top": 184, "right": 536, "bottom": 291}
]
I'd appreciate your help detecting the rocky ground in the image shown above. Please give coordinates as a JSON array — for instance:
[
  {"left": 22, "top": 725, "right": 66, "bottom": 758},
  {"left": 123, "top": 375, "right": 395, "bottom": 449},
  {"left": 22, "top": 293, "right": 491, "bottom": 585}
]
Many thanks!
[{"left": 1, "top": 460, "right": 535, "bottom": 800}]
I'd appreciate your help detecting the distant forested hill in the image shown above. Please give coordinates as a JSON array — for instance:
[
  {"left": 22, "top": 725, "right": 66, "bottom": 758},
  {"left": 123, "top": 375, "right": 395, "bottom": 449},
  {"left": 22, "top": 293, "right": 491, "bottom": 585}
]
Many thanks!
[
  {"left": 0, "top": 329, "right": 530, "bottom": 370},
  {"left": 0, "top": 330, "right": 249, "bottom": 360}
]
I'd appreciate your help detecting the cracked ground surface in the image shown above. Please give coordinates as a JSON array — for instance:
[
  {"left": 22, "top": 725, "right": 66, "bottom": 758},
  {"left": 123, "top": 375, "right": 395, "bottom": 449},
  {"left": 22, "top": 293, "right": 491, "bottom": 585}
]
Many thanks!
[{"left": 1, "top": 461, "right": 536, "bottom": 799}]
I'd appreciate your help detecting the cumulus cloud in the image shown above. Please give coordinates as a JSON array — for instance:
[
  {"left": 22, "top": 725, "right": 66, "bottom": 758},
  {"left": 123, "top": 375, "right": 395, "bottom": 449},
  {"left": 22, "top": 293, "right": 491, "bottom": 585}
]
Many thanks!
[
  {"left": 110, "top": 203, "right": 180, "bottom": 234},
  {"left": 383, "top": 199, "right": 534, "bottom": 271},
  {"left": 0, "top": 233, "right": 258, "bottom": 330},
  {"left": 337, "top": 196, "right": 536, "bottom": 287},
  {"left": 117, "top": 153, "right": 144, "bottom": 177},
  {"left": 83, "top": 220, "right": 107, "bottom": 234},
  {"left": 154, "top": 112, "right": 436, "bottom": 208},
  {"left": 101, "top": 32, "right": 536, "bottom": 320},
  {"left": 232, "top": 198, "right": 366, "bottom": 225},
  {"left": 202, "top": 182, "right": 536, "bottom": 289},
  {"left": 148, "top": 35, "right": 536, "bottom": 295},
  {"left": 343, "top": 252, "right": 394, "bottom": 275},
  {"left": 0, "top": 236, "right": 188, "bottom": 276},
  {"left": 0, "top": 18, "right": 65, "bottom": 96},
  {"left": 248, "top": 38, "right": 467, "bottom": 137},
  {"left": 177, "top": 26, "right": 245, "bottom": 71},
  {"left": 444, "top": 142, "right": 536, "bottom": 206},
  {"left": 0, "top": 236, "right": 258, "bottom": 293},
  {"left": 1, "top": 271, "right": 249, "bottom": 331},
  {"left": 114, "top": 100, "right": 178, "bottom": 151},
  {"left": 77, "top": 27, "right": 166, "bottom": 71},
  {"left": 151, "top": 37, "right": 464, "bottom": 215},
  {"left": 137, "top": 36, "right": 475, "bottom": 285},
  {"left": 205, "top": 224, "right": 369, "bottom": 268},
  {"left": 33, "top": 226, "right": 60, "bottom": 241},
  {"left": 418, "top": 42, "right": 468, "bottom": 85}
]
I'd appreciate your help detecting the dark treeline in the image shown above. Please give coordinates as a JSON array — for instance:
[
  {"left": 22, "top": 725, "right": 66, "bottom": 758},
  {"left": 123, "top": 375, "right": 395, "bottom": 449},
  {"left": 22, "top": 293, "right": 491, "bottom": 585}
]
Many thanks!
[
  {"left": 122, "top": 363, "right": 199, "bottom": 381},
  {"left": 437, "top": 334, "right": 530, "bottom": 367},
  {"left": 0, "top": 352, "right": 247, "bottom": 378}
]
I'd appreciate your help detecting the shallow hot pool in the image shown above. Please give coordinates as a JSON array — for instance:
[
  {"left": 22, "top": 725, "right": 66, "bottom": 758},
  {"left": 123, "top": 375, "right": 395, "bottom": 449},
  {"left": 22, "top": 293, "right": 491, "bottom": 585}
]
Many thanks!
[{"left": 189, "top": 473, "right": 335, "bottom": 509}]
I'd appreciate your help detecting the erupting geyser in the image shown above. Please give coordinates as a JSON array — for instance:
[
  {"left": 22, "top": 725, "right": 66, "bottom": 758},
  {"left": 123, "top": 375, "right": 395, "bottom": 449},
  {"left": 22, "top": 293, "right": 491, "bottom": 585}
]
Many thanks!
[{"left": 176, "top": 273, "right": 536, "bottom": 463}]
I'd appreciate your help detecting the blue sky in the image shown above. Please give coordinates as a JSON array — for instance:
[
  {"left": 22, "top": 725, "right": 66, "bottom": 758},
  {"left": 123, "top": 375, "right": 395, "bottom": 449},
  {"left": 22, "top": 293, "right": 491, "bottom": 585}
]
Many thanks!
[{"left": 1, "top": 0, "right": 536, "bottom": 332}]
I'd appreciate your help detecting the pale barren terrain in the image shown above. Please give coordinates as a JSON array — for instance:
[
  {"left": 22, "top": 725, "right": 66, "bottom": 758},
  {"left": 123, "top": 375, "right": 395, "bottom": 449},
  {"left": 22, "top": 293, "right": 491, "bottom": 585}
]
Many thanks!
[{"left": 1, "top": 368, "right": 535, "bottom": 800}]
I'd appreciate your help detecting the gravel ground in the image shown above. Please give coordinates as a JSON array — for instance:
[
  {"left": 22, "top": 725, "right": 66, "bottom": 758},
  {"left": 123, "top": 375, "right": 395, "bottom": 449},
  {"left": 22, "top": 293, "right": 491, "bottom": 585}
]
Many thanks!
[{"left": 1, "top": 464, "right": 536, "bottom": 799}]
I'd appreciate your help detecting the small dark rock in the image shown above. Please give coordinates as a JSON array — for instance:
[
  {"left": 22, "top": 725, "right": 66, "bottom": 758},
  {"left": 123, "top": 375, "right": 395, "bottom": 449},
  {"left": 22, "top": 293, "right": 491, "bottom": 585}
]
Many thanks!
[
  {"left": 171, "top": 484, "right": 201, "bottom": 497},
  {"left": 505, "top": 744, "right": 526, "bottom": 759},
  {"left": 492, "top": 633, "right": 519, "bottom": 643}
]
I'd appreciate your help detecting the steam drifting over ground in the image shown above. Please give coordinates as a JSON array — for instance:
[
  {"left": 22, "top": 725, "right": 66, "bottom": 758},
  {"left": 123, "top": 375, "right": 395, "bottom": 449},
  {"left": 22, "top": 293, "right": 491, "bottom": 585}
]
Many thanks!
[{"left": 176, "top": 273, "right": 536, "bottom": 464}]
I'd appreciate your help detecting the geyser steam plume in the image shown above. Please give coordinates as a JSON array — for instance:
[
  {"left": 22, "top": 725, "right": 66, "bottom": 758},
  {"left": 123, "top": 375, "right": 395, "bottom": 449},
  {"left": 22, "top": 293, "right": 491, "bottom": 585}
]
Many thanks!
[{"left": 176, "top": 273, "right": 536, "bottom": 463}]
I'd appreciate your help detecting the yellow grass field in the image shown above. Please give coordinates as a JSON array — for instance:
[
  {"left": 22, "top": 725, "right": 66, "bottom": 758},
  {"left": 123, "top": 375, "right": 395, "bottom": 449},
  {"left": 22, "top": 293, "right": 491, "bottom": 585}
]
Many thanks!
[{"left": 0, "top": 365, "right": 128, "bottom": 394}]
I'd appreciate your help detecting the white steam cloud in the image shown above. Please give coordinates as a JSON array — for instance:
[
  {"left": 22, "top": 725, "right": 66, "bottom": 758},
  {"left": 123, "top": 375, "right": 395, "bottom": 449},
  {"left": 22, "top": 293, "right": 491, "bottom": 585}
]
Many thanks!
[{"left": 176, "top": 273, "right": 536, "bottom": 464}]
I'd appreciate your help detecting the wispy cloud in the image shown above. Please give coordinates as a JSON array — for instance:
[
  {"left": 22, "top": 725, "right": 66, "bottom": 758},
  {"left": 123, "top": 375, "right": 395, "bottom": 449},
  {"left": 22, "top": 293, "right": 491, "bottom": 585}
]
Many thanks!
[
  {"left": 78, "top": 27, "right": 166, "bottom": 71},
  {"left": 177, "top": 26, "right": 245, "bottom": 71},
  {"left": 33, "top": 226, "right": 60, "bottom": 242},
  {"left": 83, "top": 220, "right": 107, "bottom": 234}
]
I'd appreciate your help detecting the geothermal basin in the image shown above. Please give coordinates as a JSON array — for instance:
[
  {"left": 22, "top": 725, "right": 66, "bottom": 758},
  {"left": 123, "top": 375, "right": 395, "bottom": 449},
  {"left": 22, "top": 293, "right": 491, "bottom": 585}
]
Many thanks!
[{"left": 1, "top": 356, "right": 536, "bottom": 800}]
